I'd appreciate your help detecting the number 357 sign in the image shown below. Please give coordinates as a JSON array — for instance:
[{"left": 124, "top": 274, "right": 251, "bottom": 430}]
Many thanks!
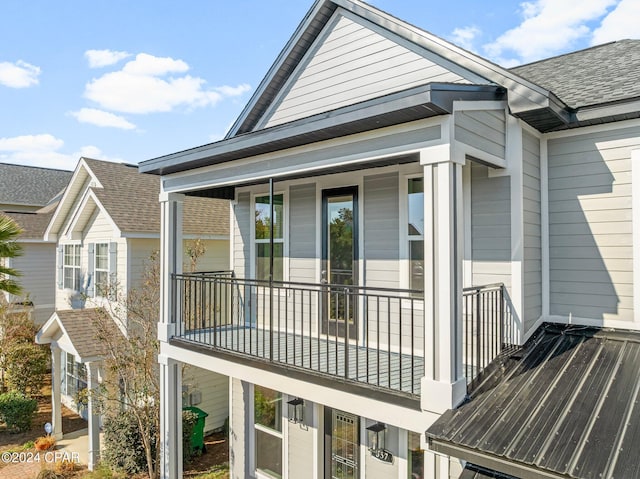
[{"left": 370, "top": 448, "right": 394, "bottom": 464}]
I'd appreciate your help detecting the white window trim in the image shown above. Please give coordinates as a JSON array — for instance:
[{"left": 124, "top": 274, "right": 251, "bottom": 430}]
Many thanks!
[
  {"left": 399, "top": 173, "right": 425, "bottom": 296},
  {"left": 94, "top": 242, "right": 109, "bottom": 298},
  {"left": 250, "top": 189, "right": 289, "bottom": 282},
  {"left": 251, "top": 384, "right": 287, "bottom": 479},
  {"left": 63, "top": 243, "right": 81, "bottom": 291}
]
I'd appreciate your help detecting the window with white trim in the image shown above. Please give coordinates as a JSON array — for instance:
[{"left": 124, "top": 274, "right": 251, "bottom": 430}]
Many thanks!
[
  {"left": 63, "top": 244, "right": 81, "bottom": 290},
  {"left": 407, "top": 178, "right": 424, "bottom": 293},
  {"left": 254, "top": 385, "right": 283, "bottom": 478},
  {"left": 65, "top": 352, "right": 87, "bottom": 398},
  {"left": 255, "top": 194, "right": 284, "bottom": 281},
  {"left": 94, "top": 243, "right": 109, "bottom": 296}
]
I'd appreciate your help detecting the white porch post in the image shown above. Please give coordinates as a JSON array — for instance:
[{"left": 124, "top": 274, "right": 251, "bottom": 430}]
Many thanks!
[
  {"left": 159, "top": 191, "right": 184, "bottom": 479},
  {"left": 51, "top": 344, "right": 63, "bottom": 440},
  {"left": 159, "top": 355, "right": 182, "bottom": 479},
  {"left": 420, "top": 144, "right": 466, "bottom": 414},
  {"left": 86, "top": 362, "right": 100, "bottom": 471}
]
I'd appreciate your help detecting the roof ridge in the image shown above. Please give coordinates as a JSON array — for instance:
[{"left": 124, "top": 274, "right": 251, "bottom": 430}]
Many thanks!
[
  {"left": 0, "top": 162, "right": 72, "bottom": 173},
  {"left": 511, "top": 39, "right": 635, "bottom": 70}
]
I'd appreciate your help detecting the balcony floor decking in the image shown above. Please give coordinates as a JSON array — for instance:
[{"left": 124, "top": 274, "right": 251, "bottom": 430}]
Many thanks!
[{"left": 175, "top": 325, "right": 425, "bottom": 396}]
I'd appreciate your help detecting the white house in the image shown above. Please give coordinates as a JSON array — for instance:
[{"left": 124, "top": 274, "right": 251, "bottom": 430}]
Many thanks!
[
  {"left": 36, "top": 157, "right": 231, "bottom": 470},
  {"left": 140, "top": 1, "right": 640, "bottom": 478},
  {"left": 1, "top": 163, "right": 72, "bottom": 324}
]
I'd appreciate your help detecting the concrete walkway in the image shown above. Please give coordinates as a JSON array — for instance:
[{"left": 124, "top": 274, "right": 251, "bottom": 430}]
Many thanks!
[{"left": 1, "top": 428, "right": 94, "bottom": 479}]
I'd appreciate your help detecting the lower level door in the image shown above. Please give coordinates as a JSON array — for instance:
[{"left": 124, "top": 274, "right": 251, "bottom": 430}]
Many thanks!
[{"left": 325, "top": 407, "right": 360, "bottom": 479}]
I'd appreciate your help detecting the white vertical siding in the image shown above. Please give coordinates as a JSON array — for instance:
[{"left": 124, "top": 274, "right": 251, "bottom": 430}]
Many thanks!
[
  {"left": 289, "top": 183, "right": 317, "bottom": 283},
  {"left": 230, "top": 378, "right": 249, "bottom": 479},
  {"left": 548, "top": 127, "right": 639, "bottom": 323},
  {"left": 183, "top": 366, "right": 229, "bottom": 434},
  {"left": 455, "top": 110, "right": 506, "bottom": 159},
  {"left": 522, "top": 131, "right": 542, "bottom": 333},
  {"left": 471, "top": 162, "right": 512, "bottom": 288},
  {"left": 287, "top": 400, "right": 315, "bottom": 478},
  {"left": 364, "top": 172, "right": 399, "bottom": 289},
  {"left": 263, "top": 12, "right": 469, "bottom": 128},
  {"left": 233, "top": 193, "right": 250, "bottom": 278}
]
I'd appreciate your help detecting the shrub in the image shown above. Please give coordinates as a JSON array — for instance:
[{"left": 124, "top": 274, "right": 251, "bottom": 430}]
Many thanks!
[
  {"left": 54, "top": 458, "right": 76, "bottom": 474},
  {"left": 0, "top": 391, "right": 38, "bottom": 432},
  {"left": 35, "top": 435, "right": 56, "bottom": 451},
  {"left": 36, "top": 470, "right": 64, "bottom": 479},
  {"left": 183, "top": 409, "right": 199, "bottom": 462},
  {"left": 3, "top": 342, "right": 48, "bottom": 396},
  {"left": 102, "top": 410, "right": 157, "bottom": 475}
]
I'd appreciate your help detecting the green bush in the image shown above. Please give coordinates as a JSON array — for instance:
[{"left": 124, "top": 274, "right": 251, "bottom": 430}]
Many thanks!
[
  {"left": 102, "top": 410, "right": 156, "bottom": 475},
  {"left": 3, "top": 343, "right": 48, "bottom": 396},
  {"left": 183, "top": 409, "right": 199, "bottom": 462},
  {"left": 0, "top": 391, "right": 38, "bottom": 432}
]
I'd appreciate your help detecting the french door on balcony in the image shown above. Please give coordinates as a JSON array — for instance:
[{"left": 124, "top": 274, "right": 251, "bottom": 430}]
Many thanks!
[
  {"left": 324, "top": 407, "right": 359, "bottom": 479},
  {"left": 321, "top": 187, "right": 358, "bottom": 340}
]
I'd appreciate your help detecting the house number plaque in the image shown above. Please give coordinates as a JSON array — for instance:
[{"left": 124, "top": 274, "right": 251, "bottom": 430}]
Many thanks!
[{"left": 370, "top": 449, "right": 394, "bottom": 464}]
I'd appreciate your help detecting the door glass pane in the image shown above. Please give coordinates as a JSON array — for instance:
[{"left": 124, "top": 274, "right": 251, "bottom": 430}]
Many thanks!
[
  {"left": 408, "top": 178, "right": 424, "bottom": 236},
  {"left": 409, "top": 239, "right": 424, "bottom": 292},
  {"left": 327, "top": 195, "right": 354, "bottom": 285},
  {"left": 256, "top": 243, "right": 283, "bottom": 282},
  {"left": 331, "top": 410, "right": 358, "bottom": 479}
]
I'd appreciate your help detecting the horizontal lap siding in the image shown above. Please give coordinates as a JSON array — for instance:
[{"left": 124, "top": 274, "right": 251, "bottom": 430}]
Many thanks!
[
  {"left": 522, "top": 131, "right": 542, "bottom": 333},
  {"left": 289, "top": 183, "right": 316, "bottom": 283},
  {"left": 455, "top": 110, "right": 506, "bottom": 159},
  {"left": 548, "top": 127, "right": 640, "bottom": 323},
  {"left": 364, "top": 173, "right": 399, "bottom": 290},
  {"left": 183, "top": 366, "right": 229, "bottom": 433},
  {"left": 471, "top": 163, "right": 511, "bottom": 289},
  {"left": 14, "top": 243, "right": 56, "bottom": 324},
  {"left": 264, "top": 13, "right": 467, "bottom": 127}
]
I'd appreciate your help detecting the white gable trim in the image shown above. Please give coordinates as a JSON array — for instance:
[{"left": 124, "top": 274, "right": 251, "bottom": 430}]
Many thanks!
[
  {"left": 44, "top": 158, "right": 103, "bottom": 241},
  {"left": 62, "top": 188, "right": 122, "bottom": 241}
]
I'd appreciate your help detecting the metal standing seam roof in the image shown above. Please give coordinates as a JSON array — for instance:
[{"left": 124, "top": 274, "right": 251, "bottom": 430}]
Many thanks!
[
  {"left": 0, "top": 163, "right": 72, "bottom": 207},
  {"left": 427, "top": 323, "right": 640, "bottom": 479},
  {"left": 81, "top": 159, "right": 229, "bottom": 236}
]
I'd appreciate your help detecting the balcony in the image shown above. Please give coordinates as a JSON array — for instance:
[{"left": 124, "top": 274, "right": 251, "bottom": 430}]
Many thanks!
[{"left": 170, "top": 272, "right": 516, "bottom": 398}]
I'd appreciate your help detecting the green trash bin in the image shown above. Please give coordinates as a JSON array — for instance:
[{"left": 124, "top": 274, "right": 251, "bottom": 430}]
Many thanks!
[{"left": 183, "top": 406, "right": 209, "bottom": 453}]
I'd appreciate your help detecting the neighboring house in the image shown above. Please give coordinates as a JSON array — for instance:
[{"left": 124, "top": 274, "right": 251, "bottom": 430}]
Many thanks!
[
  {"left": 35, "top": 158, "right": 230, "bottom": 470},
  {"left": 1, "top": 163, "right": 72, "bottom": 324},
  {"left": 140, "top": 2, "right": 640, "bottom": 479}
]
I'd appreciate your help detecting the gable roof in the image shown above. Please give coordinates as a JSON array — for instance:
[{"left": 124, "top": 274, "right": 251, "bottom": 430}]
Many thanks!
[
  {"left": 512, "top": 39, "right": 640, "bottom": 110},
  {"left": 427, "top": 324, "right": 640, "bottom": 479},
  {"left": 47, "top": 158, "right": 229, "bottom": 238},
  {"left": 0, "top": 163, "right": 72, "bottom": 208},
  {"left": 36, "top": 308, "right": 123, "bottom": 362}
]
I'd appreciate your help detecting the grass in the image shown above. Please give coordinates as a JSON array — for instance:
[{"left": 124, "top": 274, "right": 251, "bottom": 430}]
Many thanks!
[{"left": 187, "top": 463, "right": 229, "bottom": 479}]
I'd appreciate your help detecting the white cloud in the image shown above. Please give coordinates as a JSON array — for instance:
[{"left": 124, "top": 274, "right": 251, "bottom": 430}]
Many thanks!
[
  {"left": 70, "top": 108, "right": 136, "bottom": 130},
  {"left": 84, "top": 53, "right": 251, "bottom": 114},
  {"left": 483, "top": 0, "right": 617, "bottom": 65},
  {"left": 591, "top": 0, "right": 640, "bottom": 45},
  {"left": 85, "top": 49, "right": 132, "bottom": 68},
  {"left": 0, "top": 134, "right": 120, "bottom": 170},
  {"left": 0, "top": 60, "right": 41, "bottom": 88},
  {"left": 450, "top": 26, "right": 481, "bottom": 52}
]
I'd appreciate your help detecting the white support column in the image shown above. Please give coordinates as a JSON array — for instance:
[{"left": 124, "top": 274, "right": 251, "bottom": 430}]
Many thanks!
[
  {"left": 420, "top": 145, "right": 466, "bottom": 414},
  {"left": 86, "top": 362, "right": 100, "bottom": 471},
  {"left": 159, "top": 355, "right": 183, "bottom": 479},
  {"left": 507, "top": 116, "right": 524, "bottom": 342},
  {"left": 159, "top": 192, "right": 184, "bottom": 342},
  {"left": 51, "top": 344, "right": 63, "bottom": 440}
]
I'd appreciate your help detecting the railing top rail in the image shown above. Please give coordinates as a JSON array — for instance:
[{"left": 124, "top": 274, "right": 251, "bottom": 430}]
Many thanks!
[
  {"left": 463, "top": 283, "right": 504, "bottom": 293},
  {"left": 172, "top": 272, "right": 423, "bottom": 297}
]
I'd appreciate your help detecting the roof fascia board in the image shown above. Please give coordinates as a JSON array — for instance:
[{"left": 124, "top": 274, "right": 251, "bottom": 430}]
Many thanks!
[
  {"left": 226, "top": 0, "right": 332, "bottom": 138},
  {"left": 44, "top": 158, "right": 102, "bottom": 241},
  {"left": 427, "top": 440, "right": 567, "bottom": 479},
  {"left": 141, "top": 83, "right": 504, "bottom": 176},
  {"left": 35, "top": 314, "right": 80, "bottom": 359},
  {"left": 575, "top": 98, "right": 640, "bottom": 123}
]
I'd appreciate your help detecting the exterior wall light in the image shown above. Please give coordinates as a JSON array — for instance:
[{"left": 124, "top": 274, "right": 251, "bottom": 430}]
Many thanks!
[
  {"left": 287, "top": 397, "right": 304, "bottom": 424},
  {"left": 366, "top": 422, "right": 387, "bottom": 452}
]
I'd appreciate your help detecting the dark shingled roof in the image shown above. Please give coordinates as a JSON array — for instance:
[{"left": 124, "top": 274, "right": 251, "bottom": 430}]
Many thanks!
[
  {"left": 427, "top": 323, "right": 640, "bottom": 479},
  {"left": 511, "top": 39, "right": 640, "bottom": 109},
  {"left": 2, "top": 210, "right": 54, "bottom": 239},
  {"left": 82, "top": 159, "right": 229, "bottom": 236},
  {"left": 0, "top": 163, "right": 72, "bottom": 207},
  {"left": 55, "top": 308, "right": 122, "bottom": 361}
]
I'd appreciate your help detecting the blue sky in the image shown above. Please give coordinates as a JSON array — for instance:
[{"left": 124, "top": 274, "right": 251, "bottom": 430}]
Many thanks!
[{"left": 0, "top": 0, "right": 637, "bottom": 171}]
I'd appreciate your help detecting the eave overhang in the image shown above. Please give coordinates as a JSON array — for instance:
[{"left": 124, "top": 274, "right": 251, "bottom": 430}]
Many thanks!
[{"left": 139, "top": 83, "right": 506, "bottom": 176}]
